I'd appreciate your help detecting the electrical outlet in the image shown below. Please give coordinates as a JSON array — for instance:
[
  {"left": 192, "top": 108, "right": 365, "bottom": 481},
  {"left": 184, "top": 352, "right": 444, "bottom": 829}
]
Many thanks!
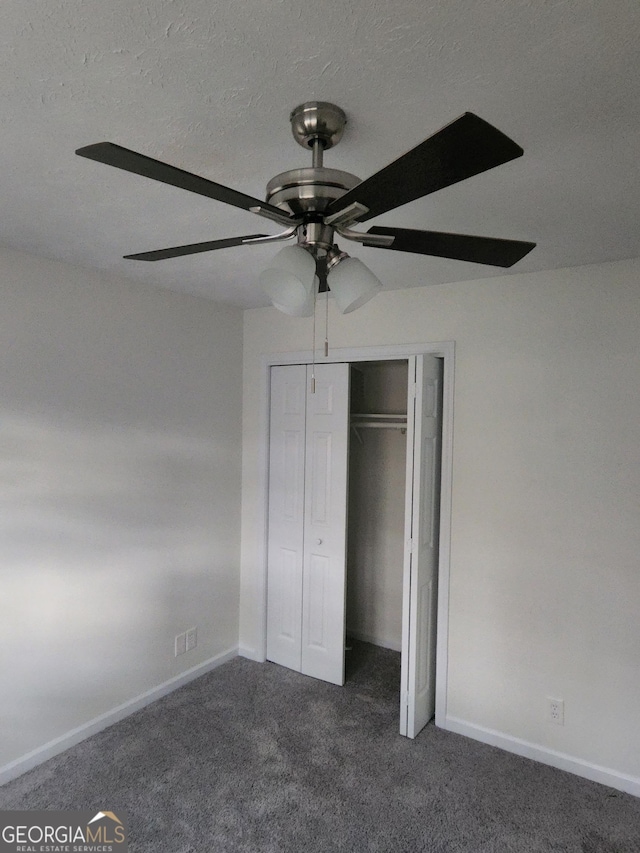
[
  {"left": 175, "top": 632, "right": 187, "bottom": 657},
  {"left": 547, "top": 697, "right": 564, "bottom": 725},
  {"left": 186, "top": 626, "right": 198, "bottom": 652}
]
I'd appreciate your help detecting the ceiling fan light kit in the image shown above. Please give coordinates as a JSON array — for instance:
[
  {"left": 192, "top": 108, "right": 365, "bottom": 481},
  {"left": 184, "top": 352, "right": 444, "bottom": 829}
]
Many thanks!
[
  {"left": 76, "top": 100, "right": 536, "bottom": 319},
  {"left": 328, "top": 257, "right": 383, "bottom": 314},
  {"left": 259, "top": 245, "right": 317, "bottom": 317}
]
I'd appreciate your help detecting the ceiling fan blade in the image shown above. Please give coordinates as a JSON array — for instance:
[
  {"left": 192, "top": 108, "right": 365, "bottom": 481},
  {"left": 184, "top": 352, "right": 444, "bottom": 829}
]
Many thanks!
[
  {"left": 124, "top": 234, "right": 268, "bottom": 261},
  {"left": 76, "top": 142, "right": 293, "bottom": 222},
  {"left": 326, "top": 113, "right": 524, "bottom": 223},
  {"left": 365, "top": 226, "right": 536, "bottom": 267}
]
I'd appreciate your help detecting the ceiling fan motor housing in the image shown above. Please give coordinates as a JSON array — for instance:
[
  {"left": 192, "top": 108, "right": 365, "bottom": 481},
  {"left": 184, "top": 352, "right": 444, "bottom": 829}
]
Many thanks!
[{"left": 266, "top": 167, "right": 361, "bottom": 218}]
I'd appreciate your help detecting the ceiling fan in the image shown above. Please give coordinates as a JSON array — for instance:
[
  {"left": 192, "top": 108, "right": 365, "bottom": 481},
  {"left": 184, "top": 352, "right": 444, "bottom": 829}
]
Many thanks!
[{"left": 76, "top": 102, "right": 535, "bottom": 314}]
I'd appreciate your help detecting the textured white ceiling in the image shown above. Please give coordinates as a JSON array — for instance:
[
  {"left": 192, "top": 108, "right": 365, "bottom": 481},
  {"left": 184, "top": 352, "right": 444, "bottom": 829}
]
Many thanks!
[{"left": 1, "top": 0, "right": 639, "bottom": 307}]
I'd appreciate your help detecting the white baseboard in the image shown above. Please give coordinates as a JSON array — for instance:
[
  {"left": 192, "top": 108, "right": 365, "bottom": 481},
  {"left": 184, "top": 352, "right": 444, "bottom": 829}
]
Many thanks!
[
  {"left": 347, "top": 629, "right": 402, "bottom": 653},
  {"left": 444, "top": 715, "right": 640, "bottom": 799},
  {"left": 238, "top": 645, "right": 265, "bottom": 662},
  {"left": 0, "top": 646, "right": 238, "bottom": 787}
]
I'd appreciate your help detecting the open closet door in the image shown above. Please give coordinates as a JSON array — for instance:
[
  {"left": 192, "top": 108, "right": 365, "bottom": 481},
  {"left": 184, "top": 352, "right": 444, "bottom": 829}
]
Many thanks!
[
  {"left": 301, "top": 363, "right": 350, "bottom": 686},
  {"left": 400, "top": 355, "right": 443, "bottom": 738}
]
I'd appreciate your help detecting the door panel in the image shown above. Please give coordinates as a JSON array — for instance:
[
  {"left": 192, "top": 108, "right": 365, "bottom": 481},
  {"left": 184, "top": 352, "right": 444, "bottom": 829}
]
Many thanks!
[
  {"left": 282, "top": 431, "right": 303, "bottom": 519},
  {"left": 401, "top": 355, "right": 442, "bottom": 737},
  {"left": 301, "top": 363, "right": 350, "bottom": 685},
  {"left": 309, "top": 432, "right": 332, "bottom": 524},
  {"left": 305, "top": 553, "right": 330, "bottom": 646},
  {"left": 266, "top": 365, "right": 307, "bottom": 671}
]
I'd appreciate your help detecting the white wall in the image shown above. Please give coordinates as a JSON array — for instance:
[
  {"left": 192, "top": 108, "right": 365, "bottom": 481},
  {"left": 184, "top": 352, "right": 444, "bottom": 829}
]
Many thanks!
[
  {"left": 0, "top": 248, "right": 243, "bottom": 774},
  {"left": 240, "top": 257, "right": 640, "bottom": 791}
]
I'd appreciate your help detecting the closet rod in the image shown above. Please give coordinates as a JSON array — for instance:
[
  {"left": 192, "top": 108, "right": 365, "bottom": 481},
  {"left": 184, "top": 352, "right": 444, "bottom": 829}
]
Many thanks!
[
  {"left": 351, "top": 421, "right": 407, "bottom": 429},
  {"left": 351, "top": 413, "right": 407, "bottom": 420}
]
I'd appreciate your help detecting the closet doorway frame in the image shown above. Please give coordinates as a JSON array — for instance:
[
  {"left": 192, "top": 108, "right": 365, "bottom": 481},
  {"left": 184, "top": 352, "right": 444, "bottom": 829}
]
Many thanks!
[{"left": 256, "top": 341, "right": 454, "bottom": 728}]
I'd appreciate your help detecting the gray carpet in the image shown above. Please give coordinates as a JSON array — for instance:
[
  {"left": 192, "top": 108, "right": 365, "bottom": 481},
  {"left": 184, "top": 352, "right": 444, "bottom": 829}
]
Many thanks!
[{"left": 2, "top": 642, "right": 639, "bottom": 852}]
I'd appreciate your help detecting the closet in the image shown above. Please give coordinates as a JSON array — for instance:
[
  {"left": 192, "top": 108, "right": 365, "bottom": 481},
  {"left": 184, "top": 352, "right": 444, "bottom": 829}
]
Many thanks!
[
  {"left": 266, "top": 355, "right": 442, "bottom": 737},
  {"left": 347, "top": 361, "right": 408, "bottom": 654}
]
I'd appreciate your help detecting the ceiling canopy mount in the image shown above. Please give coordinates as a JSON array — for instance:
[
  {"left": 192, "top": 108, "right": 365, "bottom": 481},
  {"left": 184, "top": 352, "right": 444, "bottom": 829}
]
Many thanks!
[{"left": 289, "top": 101, "right": 348, "bottom": 151}]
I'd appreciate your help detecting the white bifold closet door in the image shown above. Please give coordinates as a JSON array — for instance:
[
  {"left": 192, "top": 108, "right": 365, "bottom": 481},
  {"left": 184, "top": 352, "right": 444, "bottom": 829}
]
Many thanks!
[
  {"left": 400, "top": 354, "right": 443, "bottom": 738},
  {"left": 265, "top": 364, "right": 306, "bottom": 674},
  {"left": 266, "top": 362, "right": 350, "bottom": 686}
]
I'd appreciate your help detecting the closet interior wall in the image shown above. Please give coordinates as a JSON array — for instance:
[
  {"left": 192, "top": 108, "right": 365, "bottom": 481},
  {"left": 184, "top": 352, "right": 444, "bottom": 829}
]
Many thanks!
[{"left": 347, "top": 360, "right": 409, "bottom": 652}]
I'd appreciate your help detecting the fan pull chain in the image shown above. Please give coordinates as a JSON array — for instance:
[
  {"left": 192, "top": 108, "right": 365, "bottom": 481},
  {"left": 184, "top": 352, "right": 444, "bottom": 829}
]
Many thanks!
[
  {"left": 324, "top": 285, "right": 329, "bottom": 357},
  {"left": 310, "top": 281, "right": 317, "bottom": 394}
]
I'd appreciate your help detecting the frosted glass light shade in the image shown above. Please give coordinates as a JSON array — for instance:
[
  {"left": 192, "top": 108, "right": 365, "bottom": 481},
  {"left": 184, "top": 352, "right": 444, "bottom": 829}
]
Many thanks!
[
  {"left": 260, "top": 245, "right": 317, "bottom": 316},
  {"left": 270, "top": 277, "right": 319, "bottom": 317},
  {"left": 328, "top": 257, "right": 382, "bottom": 314}
]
